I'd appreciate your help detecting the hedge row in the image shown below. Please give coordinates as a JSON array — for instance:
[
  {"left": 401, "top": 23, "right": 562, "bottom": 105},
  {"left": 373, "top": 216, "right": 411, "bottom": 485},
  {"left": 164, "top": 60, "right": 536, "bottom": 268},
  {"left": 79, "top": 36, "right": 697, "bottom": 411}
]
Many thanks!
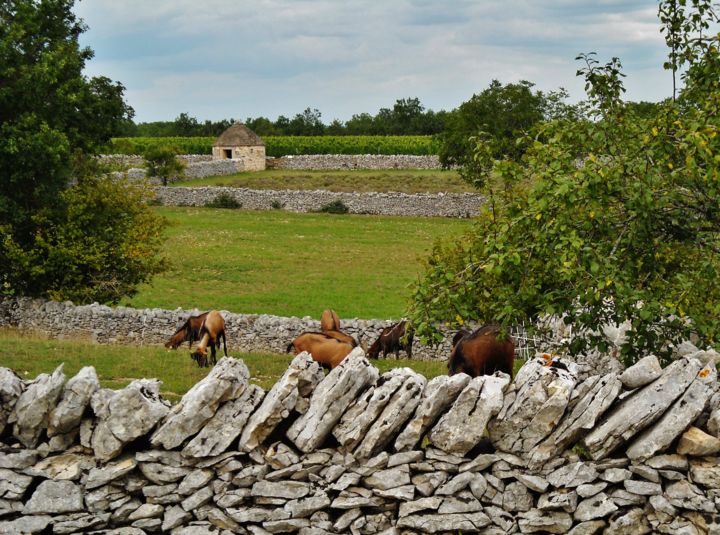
[{"left": 107, "top": 135, "right": 439, "bottom": 157}]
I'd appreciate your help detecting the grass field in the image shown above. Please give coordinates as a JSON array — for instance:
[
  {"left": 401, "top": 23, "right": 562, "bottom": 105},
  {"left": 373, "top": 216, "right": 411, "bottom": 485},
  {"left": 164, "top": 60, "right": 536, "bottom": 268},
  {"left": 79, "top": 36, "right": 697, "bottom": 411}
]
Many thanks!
[
  {"left": 0, "top": 329, "right": 452, "bottom": 402},
  {"left": 172, "top": 169, "right": 471, "bottom": 194},
  {"left": 121, "top": 207, "right": 473, "bottom": 319}
]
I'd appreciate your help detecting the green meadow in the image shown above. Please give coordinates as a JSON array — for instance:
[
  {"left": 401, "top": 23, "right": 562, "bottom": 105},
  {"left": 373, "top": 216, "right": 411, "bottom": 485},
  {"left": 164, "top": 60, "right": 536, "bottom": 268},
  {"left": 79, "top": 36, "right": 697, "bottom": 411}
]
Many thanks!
[{"left": 121, "top": 207, "right": 474, "bottom": 320}]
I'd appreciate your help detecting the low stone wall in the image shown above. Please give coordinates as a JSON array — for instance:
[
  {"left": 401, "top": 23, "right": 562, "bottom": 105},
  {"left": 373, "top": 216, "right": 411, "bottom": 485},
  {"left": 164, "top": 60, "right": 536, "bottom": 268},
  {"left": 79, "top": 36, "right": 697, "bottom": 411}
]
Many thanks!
[
  {"left": 154, "top": 187, "right": 483, "bottom": 218},
  {"left": 269, "top": 155, "right": 442, "bottom": 170},
  {"left": 0, "top": 298, "right": 453, "bottom": 361},
  {"left": 2, "top": 345, "right": 720, "bottom": 534}
]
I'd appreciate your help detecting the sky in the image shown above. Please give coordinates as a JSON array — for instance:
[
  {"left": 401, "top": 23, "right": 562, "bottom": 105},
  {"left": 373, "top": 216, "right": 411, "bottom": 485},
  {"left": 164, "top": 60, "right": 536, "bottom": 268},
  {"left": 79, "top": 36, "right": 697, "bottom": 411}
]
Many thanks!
[{"left": 73, "top": 0, "right": 674, "bottom": 124}]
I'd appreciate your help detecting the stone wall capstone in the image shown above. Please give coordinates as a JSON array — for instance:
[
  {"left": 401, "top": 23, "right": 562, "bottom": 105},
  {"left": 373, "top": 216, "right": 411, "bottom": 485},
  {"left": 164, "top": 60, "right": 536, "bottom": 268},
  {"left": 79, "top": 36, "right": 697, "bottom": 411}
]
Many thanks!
[{"left": 2, "top": 347, "right": 720, "bottom": 534}]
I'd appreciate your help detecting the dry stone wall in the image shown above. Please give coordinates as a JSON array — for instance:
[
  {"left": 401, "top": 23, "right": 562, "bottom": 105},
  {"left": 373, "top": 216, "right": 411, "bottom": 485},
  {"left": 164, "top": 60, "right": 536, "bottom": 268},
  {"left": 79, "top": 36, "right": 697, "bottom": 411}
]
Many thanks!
[
  {"left": 2, "top": 349, "right": 720, "bottom": 534},
  {"left": 268, "top": 155, "right": 442, "bottom": 170},
  {"left": 0, "top": 298, "right": 454, "bottom": 361},
  {"left": 153, "top": 187, "right": 482, "bottom": 218}
]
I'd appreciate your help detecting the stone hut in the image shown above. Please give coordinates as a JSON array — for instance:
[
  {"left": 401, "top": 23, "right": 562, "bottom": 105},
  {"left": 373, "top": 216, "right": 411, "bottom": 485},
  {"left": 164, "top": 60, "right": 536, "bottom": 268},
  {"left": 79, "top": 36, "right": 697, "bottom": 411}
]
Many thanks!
[{"left": 212, "top": 122, "right": 266, "bottom": 171}]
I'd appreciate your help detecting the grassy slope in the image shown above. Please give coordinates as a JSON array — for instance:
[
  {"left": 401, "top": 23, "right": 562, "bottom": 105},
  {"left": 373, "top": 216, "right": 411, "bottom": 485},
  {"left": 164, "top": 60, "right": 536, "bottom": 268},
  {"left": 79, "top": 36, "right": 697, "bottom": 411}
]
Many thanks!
[
  {"left": 172, "top": 169, "right": 472, "bottom": 193},
  {"left": 121, "top": 207, "right": 473, "bottom": 319}
]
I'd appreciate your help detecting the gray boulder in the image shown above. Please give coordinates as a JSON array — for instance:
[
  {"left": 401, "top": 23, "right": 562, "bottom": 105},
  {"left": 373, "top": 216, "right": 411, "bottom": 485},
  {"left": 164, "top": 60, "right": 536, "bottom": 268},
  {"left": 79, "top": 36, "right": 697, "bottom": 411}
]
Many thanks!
[
  {"left": 394, "top": 374, "right": 470, "bottom": 452},
  {"left": 91, "top": 379, "right": 170, "bottom": 461},
  {"left": 618, "top": 355, "right": 662, "bottom": 389},
  {"left": 151, "top": 357, "right": 249, "bottom": 449},
  {"left": 23, "top": 480, "right": 83, "bottom": 514},
  {"left": 489, "top": 357, "right": 578, "bottom": 455},
  {"left": 0, "top": 367, "right": 23, "bottom": 435},
  {"left": 582, "top": 357, "right": 703, "bottom": 460},
  {"left": 239, "top": 353, "right": 322, "bottom": 452},
  {"left": 287, "top": 348, "right": 379, "bottom": 452},
  {"left": 48, "top": 366, "right": 99, "bottom": 437},
  {"left": 429, "top": 373, "right": 510, "bottom": 455},
  {"left": 10, "top": 364, "right": 65, "bottom": 447}
]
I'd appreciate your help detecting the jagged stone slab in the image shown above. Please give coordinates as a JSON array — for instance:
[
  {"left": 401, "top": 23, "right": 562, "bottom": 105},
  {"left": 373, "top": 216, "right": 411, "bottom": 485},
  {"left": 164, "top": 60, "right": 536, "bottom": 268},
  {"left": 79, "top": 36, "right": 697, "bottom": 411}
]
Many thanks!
[
  {"left": 239, "top": 353, "right": 322, "bottom": 452},
  {"left": 184, "top": 384, "right": 264, "bottom": 457},
  {"left": 0, "top": 468, "right": 33, "bottom": 499},
  {"left": 517, "top": 510, "right": 573, "bottom": 533},
  {"left": 394, "top": 374, "right": 470, "bottom": 452},
  {"left": 582, "top": 357, "right": 703, "bottom": 460},
  {"left": 428, "top": 373, "right": 510, "bottom": 455},
  {"left": 677, "top": 426, "right": 720, "bottom": 456},
  {"left": 23, "top": 480, "right": 83, "bottom": 514},
  {"left": 86, "top": 455, "right": 137, "bottom": 489},
  {"left": 529, "top": 373, "right": 622, "bottom": 468},
  {"left": 151, "top": 357, "right": 249, "bottom": 450},
  {"left": 0, "top": 367, "right": 23, "bottom": 435},
  {"left": 627, "top": 364, "right": 717, "bottom": 460},
  {"left": 396, "top": 511, "right": 490, "bottom": 533},
  {"left": 91, "top": 379, "right": 170, "bottom": 461},
  {"left": 48, "top": 366, "right": 99, "bottom": 437},
  {"left": 287, "top": 348, "right": 379, "bottom": 453},
  {"left": 619, "top": 355, "right": 662, "bottom": 389},
  {"left": 29, "top": 452, "right": 95, "bottom": 481},
  {"left": 488, "top": 358, "right": 578, "bottom": 456},
  {"left": 10, "top": 364, "right": 65, "bottom": 447},
  {"left": 353, "top": 369, "right": 426, "bottom": 459}
]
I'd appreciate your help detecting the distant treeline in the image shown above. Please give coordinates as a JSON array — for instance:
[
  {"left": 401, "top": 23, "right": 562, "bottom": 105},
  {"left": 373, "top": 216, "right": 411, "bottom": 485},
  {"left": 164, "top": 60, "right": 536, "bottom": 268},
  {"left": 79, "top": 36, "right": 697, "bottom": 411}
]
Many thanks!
[{"left": 118, "top": 98, "right": 450, "bottom": 138}]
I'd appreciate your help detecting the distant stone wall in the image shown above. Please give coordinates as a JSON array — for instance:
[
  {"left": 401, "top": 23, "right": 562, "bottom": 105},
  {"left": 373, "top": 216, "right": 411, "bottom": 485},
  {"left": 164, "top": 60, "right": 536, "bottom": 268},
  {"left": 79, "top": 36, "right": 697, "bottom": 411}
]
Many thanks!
[
  {"left": 2, "top": 341, "right": 720, "bottom": 534},
  {"left": 269, "top": 154, "right": 443, "bottom": 170},
  {"left": 0, "top": 297, "right": 452, "bottom": 361},
  {"left": 154, "top": 187, "right": 483, "bottom": 217}
]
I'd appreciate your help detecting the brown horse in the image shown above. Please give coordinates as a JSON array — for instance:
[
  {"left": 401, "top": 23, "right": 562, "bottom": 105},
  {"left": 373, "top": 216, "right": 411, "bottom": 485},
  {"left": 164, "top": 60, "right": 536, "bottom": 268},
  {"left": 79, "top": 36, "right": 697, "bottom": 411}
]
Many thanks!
[
  {"left": 320, "top": 309, "right": 341, "bottom": 332},
  {"left": 448, "top": 324, "right": 515, "bottom": 378},
  {"left": 367, "top": 320, "right": 413, "bottom": 359},
  {"left": 165, "top": 311, "right": 209, "bottom": 349},
  {"left": 287, "top": 331, "right": 354, "bottom": 370},
  {"left": 190, "top": 310, "right": 228, "bottom": 368}
]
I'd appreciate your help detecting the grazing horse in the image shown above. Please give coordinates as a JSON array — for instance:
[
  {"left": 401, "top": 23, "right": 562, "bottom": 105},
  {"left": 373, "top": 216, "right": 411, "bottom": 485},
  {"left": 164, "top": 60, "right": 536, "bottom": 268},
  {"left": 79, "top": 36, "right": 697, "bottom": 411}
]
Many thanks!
[
  {"left": 367, "top": 320, "right": 414, "bottom": 359},
  {"left": 190, "top": 310, "right": 228, "bottom": 368},
  {"left": 287, "top": 331, "right": 354, "bottom": 370},
  {"left": 165, "top": 311, "right": 209, "bottom": 349},
  {"left": 448, "top": 324, "right": 515, "bottom": 378},
  {"left": 320, "top": 309, "right": 341, "bottom": 332}
]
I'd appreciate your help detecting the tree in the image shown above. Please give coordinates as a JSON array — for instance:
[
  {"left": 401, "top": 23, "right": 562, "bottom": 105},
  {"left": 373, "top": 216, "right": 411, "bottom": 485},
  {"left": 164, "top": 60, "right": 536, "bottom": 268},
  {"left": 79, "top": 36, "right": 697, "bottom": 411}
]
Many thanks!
[
  {"left": 436, "top": 81, "right": 564, "bottom": 184},
  {"left": 0, "top": 0, "right": 167, "bottom": 303},
  {"left": 144, "top": 145, "right": 185, "bottom": 186},
  {"left": 287, "top": 108, "right": 325, "bottom": 136},
  {"left": 408, "top": 0, "right": 720, "bottom": 365}
]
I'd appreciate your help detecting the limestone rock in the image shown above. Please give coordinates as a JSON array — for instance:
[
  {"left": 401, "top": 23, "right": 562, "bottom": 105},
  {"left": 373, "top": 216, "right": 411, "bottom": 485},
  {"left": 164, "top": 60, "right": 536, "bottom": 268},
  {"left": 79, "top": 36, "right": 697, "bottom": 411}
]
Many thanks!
[
  {"left": 429, "top": 373, "right": 511, "bottom": 455},
  {"left": 23, "top": 479, "right": 83, "bottom": 514},
  {"left": 340, "top": 368, "right": 425, "bottom": 459},
  {"left": 48, "top": 366, "right": 99, "bottom": 437},
  {"left": 91, "top": 379, "right": 170, "bottom": 461},
  {"left": 252, "top": 480, "right": 311, "bottom": 500},
  {"left": 0, "top": 468, "right": 33, "bottom": 499},
  {"left": 86, "top": 455, "right": 137, "bottom": 489},
  {"left": 29, "top": 452, "right": 95, "bottom": 481},
  {"left": 287, "top": 349, "right": 379, "bottom": 453},
  {"left": 0, "top": 515, "right": 52, "bottom": 534},
  {"left": 618, "top": 354, "right": 662, "bottom": 389},
  {"left": 529, "top": 373, "right": 622, "bottom": 468},
  {"left": 489, "top": 358, "right": 578, "bottom": 455},
  {"left": 0, "top": 367, "right": 23, "bottom": 434},
  {"left": 547, "top": 462, "right": 599, "bottom": 488},
  {"left": 627, "top": 364, "right": 716, "bottom": 460},
  {"left": 582, "top": 357, "right": 703, "bottom": 460},
  {"left": 151, "top": 357, "right": 249, "bottom": 449},
  {"left": 10, "top": 364, "right": 65, "bottom": 447},
  {"left": 604, "top": 507, "right": 651, "bottom": 534},
  {"left": 574, "top": 492, "right": 618, "bottom": 521},
  {"left": 517, "top": 509, "right": 573, "bottom": 533},
  {"left": 396, "top": 511, "right": 490, "bottom": 533},
  {"left": 394, "top": 374, "right": 470, "bottom": 452},
  {"left": 184, "top": 384, "right": 264, "bottom": 457},
  {"left": 677, "top": 426, "right": 720, "bottom": 456}
]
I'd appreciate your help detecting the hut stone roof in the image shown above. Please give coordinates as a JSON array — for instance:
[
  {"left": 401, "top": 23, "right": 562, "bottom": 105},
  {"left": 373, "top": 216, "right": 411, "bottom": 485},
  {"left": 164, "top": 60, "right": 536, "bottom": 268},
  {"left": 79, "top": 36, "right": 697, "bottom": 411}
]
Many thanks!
[{"left": 213, "top": 123, "right": 265, "bottom": 147}]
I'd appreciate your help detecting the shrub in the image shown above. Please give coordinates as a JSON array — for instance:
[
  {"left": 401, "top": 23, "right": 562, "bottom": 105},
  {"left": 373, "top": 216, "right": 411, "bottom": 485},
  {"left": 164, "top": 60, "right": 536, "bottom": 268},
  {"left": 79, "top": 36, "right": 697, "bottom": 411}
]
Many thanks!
[
  {"left": 317, "top": 199, "right": 349, "bottom": 214},
  {"left": 270, "top": 200, "right": 284, "bottom": 210},
  {"left": 205, "top": 194, "right": 242, "bottom": 209}
]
